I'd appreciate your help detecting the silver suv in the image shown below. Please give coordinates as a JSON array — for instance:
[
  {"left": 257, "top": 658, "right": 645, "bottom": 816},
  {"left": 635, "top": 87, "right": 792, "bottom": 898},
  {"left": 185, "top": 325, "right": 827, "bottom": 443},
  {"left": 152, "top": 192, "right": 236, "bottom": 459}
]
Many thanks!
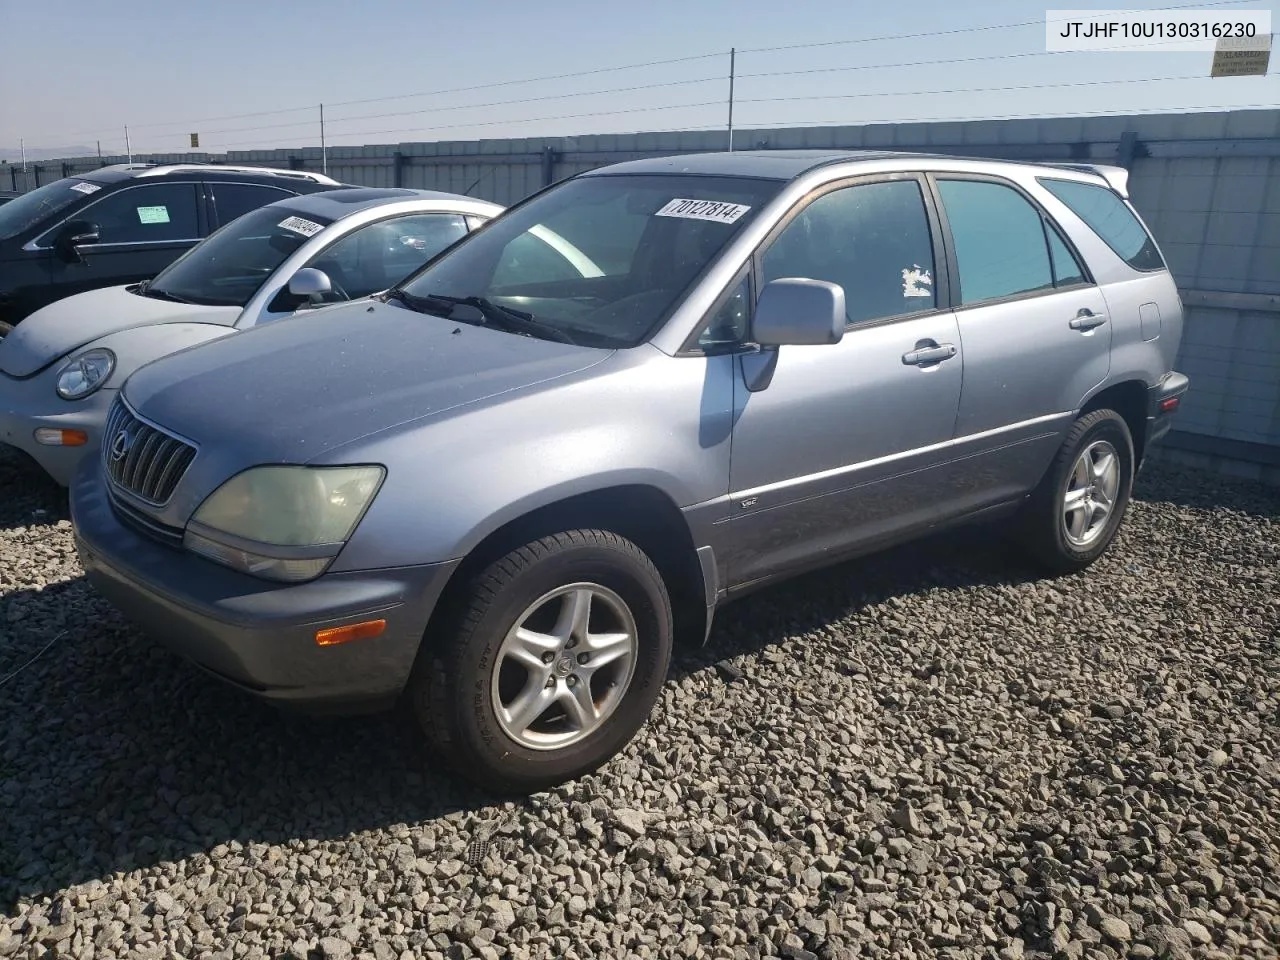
[{"left": 70, "top": 151, "right": 1189, "bottom": 792}]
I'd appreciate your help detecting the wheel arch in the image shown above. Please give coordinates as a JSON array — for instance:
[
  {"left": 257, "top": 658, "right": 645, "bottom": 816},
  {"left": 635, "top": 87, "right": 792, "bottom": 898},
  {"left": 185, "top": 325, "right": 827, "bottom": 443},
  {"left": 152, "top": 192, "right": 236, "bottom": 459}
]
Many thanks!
[
  {"left": 423, "top": 484, "right": 710, "bottom": 654},
  {"left": 1079, "top": 379, "right": 1148, "bottom": 463}
]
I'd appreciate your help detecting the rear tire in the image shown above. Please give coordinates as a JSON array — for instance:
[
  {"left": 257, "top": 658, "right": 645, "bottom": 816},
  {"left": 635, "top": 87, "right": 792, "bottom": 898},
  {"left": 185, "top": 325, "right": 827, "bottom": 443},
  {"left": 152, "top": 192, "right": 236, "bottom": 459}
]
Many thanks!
[
  {"left": 1019, "top": 408, "right": 1135, "bottom": 574},
  {"left": 411, "top": 529, "right": 672, "bottom": 793}
]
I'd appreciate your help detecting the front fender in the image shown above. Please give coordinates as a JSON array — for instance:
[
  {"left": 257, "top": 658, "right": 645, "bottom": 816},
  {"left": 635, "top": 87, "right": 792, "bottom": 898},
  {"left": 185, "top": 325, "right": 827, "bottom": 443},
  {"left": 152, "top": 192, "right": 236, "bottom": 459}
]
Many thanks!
[{"left": 324, "top": 349, "right": 737, "bottom": 572}]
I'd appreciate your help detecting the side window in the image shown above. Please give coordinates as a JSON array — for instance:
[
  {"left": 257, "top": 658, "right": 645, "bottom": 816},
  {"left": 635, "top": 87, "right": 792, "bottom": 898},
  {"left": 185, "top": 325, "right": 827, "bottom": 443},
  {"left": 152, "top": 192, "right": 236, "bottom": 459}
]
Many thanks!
[
  {"left": 75, "top": 183, "right": 200, "bottom": 244},
  {"left": 1046, "top": 222, "right": 1087, "bottom": 287},
  {"left": 1037, "top": 177, "right": 1165, "bottom": 272},
  {"left": 937, "top": 180, "right": 1053, "bottom": 305},
  {"left": 307, "top": 214, "right": 469, "bottom": 301},
  {"left": 493, "top": 232, "right": 589, "bottom": 287},
  {"left": 762, "top": 180, "right": 938, "bottom": 326},
  {"left": 211, "top": 183, "right": 293, "bottom": 226}
]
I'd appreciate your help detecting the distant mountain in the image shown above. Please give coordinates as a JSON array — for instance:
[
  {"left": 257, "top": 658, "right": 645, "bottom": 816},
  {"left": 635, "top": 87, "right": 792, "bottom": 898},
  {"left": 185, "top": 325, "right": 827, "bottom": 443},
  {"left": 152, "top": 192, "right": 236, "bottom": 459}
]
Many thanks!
[{"left": 0, "top": 145, "right": 98, "bottom": 163}]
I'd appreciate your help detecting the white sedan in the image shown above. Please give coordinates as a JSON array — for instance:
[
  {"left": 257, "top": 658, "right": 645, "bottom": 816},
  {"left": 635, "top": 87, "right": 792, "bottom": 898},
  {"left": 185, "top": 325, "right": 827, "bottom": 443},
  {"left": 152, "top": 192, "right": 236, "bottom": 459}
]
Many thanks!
[{"left": 0, "top": 188, "right": 514, "bottom": 484}]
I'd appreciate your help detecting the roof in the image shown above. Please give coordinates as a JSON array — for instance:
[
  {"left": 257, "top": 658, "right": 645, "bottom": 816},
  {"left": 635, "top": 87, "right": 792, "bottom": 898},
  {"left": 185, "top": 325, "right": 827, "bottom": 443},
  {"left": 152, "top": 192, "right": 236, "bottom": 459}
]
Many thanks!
[
  {"left": 275, "top": 187, "right": 497, "bottom": 220},
  {"left": 582, "top": 150, "right": 924, "bottom": 181},
  {"left": 581, "top": 150, "right": 1127, "bottom": 191},
  {"left": 79, "top": 162, "right": 341, "bottom": 186}
]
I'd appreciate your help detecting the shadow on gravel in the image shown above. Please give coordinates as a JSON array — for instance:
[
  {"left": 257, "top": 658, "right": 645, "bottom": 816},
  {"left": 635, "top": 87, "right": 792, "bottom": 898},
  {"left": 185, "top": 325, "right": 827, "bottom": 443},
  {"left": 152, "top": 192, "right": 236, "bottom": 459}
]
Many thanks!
[
  {"left": 1133, "top": 460, "right": 1280, "bottom": 518},
  {"left": 5, "top": 457, "right": 1272, "bottom": 910},
  {"left": 3, "top": 520, "right": 1042, "bottom": 911}
]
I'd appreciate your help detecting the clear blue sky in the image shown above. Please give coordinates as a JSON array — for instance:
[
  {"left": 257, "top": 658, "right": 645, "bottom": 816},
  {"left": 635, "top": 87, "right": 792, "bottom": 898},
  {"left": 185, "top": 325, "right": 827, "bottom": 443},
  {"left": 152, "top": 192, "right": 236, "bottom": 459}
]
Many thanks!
[{"left": 1, "top": 0, "right": 1276, "bottom": 157}]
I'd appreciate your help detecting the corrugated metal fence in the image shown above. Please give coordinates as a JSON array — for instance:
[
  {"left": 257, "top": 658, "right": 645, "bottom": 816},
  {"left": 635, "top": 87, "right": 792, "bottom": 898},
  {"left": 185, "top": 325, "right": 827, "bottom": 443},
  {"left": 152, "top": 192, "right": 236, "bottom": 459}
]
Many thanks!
[{"left": 6, "top": 108, "right": 1278, "bottom": 481}]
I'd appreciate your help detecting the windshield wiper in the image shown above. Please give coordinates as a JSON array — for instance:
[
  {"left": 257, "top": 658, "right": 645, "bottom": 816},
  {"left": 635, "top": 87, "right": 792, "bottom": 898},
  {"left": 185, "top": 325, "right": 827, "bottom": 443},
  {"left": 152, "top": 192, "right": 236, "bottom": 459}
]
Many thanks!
[
  {"left": 381, "top": 288, "right": 454, "bottom": 317},
  {"left": 426, "top": 294, "right": 579, "bottom": 346},
  {"left": 137, "top": 280, "right": 195, "bottom": 304}
]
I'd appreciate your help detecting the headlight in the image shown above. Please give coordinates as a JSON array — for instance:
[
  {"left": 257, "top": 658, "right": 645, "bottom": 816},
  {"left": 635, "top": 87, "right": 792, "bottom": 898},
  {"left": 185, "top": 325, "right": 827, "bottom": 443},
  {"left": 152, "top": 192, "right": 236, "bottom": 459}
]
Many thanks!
[
  {"left": 55, "top": 349, "right": 115, "bottom": 400},
  {"left": 183, "top": 465, "right": 385, "bottom": 582}
]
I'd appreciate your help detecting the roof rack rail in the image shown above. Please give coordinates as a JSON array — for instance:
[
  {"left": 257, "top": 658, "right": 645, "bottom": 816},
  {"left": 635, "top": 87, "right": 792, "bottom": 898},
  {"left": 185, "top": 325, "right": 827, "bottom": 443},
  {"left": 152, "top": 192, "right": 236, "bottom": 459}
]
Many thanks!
[
  {"left": 1043, "top": 163, "right": 1131, "bottom": 198},
  {"left": 132, "top": 163, "right": 342, "bottom": 185}
]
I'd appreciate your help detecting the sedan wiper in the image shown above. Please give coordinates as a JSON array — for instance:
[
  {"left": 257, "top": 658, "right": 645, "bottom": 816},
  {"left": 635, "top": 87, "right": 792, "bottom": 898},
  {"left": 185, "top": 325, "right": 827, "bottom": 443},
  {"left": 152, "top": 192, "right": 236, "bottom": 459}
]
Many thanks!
[
  {"left": 381, "top": 288, "right": 454, "bottom": 317},
  {"left": 427, "top": 294, "right": 578, "bottom": 346},
  {"left": 137, "top": 281, "right": 195, "bottom": 304}
]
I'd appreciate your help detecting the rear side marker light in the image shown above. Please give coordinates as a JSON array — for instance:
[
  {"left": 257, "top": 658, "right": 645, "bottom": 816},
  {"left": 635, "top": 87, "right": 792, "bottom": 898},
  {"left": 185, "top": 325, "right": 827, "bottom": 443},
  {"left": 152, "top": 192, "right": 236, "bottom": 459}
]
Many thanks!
[
  {"left": 1159, "top": 397, "right": 1180, "bottom": 413},
  {"left": 34, "top": 428, "right": 88, "bottom": 446},
  {"left": 315, "top": 619, "right": 386, "bottom": 647}
]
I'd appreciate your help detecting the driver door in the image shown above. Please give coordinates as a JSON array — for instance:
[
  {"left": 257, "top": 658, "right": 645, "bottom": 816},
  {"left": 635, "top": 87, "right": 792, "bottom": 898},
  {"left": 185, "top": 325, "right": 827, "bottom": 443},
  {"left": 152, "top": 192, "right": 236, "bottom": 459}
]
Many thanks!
[{"left": 720, "top": 176, "right": 965, "bottom": 589}]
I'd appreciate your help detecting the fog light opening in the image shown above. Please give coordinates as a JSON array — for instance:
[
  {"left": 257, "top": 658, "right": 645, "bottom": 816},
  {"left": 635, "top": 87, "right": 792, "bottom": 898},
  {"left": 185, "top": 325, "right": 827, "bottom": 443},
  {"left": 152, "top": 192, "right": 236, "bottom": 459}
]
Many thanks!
[
  {"left": 314, "top": 619, "right": 387, "bottom": 647},
  {"left": 34, "top": 428, "right": 88, "bottom": 447}
]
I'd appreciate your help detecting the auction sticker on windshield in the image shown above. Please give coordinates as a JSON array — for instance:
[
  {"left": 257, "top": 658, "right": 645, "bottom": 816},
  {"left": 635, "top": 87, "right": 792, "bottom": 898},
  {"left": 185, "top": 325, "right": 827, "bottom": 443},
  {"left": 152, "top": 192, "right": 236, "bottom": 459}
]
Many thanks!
[
  {"left": 278, "top": 216, "right": 324, "bottom": 238},
  {"left": 69, "top": 182, "right": 101, "bottom": 195},
  {"left": 655, "top": 199, "right": 751, "bottom": 224}
]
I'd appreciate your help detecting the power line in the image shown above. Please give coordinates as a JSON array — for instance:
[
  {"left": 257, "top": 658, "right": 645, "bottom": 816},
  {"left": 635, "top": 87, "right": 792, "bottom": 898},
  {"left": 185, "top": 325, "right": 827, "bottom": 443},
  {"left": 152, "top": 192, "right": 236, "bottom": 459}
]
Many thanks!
[
  {"left": 155, "top": 75, "right": 725, "bottom": 141},
  {"left": 736, "top": 0, "right": 1259, "bottom": 54},
  {"left": 739, "top": 74, "right": 1225, "bottom": 106},
  {"left": 49, "top": 0, "right": 1261, "bottom": 143},
  {"left": 213, "top": 100, "right": 726, "bottom": 149}
]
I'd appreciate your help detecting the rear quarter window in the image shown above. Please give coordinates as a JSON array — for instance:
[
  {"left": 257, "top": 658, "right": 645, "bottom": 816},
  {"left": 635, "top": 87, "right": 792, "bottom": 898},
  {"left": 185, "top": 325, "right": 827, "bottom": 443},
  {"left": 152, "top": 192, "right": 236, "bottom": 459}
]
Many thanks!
[{"left": 1037, "top": 177, "right": 1165, "bottom": 273}]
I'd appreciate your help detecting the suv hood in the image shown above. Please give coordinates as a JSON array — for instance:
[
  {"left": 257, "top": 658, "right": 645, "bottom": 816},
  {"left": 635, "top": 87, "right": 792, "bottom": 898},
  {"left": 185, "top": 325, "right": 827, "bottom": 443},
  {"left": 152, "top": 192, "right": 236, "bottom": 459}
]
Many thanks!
[
  {"left": 0, "top": 285, "right": 239, "bottom": 377},
  {"left": 123, "top": 298, "right": 610, "bottom": 465}
]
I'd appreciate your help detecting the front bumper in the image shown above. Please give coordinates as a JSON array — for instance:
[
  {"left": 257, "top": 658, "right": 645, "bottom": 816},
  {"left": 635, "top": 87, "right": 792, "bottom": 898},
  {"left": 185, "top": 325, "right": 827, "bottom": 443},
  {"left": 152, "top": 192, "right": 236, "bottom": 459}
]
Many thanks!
[
  {"left": 0, "top": 372, "right": 116, "bottom": 486},
  {"left": 70, "top": 460, "right": 459, "bottom": 712},
  {"left": 1146, "top": 371, "right": 1190, "bottom": 450}
]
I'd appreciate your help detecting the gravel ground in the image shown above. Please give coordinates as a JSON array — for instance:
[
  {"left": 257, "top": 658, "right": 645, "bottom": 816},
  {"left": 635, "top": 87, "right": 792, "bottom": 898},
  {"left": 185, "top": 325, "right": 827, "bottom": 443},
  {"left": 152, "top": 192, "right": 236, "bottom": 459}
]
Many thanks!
[{"left": 1, "top": 445, "right": 1277, "bottom": 960}]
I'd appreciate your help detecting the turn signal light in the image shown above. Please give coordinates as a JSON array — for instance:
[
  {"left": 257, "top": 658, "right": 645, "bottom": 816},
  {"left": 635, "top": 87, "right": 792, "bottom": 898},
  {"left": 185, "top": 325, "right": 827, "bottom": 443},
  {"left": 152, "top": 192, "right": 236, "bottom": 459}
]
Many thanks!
[
  {"left": 34, "top": 428, "right": 88, "bottom": 446},
  {"left": 314, "top": 619, "right": 386, "bottom": 647},
  {"left": 1159, "top": 396, "right": 1181, "bottom": 413}
]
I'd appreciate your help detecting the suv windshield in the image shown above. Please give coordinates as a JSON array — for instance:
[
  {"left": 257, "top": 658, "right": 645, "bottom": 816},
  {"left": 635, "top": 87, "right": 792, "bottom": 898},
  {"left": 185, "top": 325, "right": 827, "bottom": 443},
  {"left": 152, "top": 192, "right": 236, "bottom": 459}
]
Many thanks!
[
  {"left": 146, "top": 205, "right": 333, "bottom": 307},
  {"left": 0, "top": 178, "right": 95, "bottom": 241},
  {"left": 396, "top": 174, "right": 781, "bottom": 348}
]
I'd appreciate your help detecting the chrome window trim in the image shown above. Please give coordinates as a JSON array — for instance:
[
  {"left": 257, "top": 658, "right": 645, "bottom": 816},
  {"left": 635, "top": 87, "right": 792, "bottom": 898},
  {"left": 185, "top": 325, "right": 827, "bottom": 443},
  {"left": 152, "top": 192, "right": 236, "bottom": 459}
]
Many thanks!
[{"left": 24, "top": 180, "right": 205, "bottom": 252}]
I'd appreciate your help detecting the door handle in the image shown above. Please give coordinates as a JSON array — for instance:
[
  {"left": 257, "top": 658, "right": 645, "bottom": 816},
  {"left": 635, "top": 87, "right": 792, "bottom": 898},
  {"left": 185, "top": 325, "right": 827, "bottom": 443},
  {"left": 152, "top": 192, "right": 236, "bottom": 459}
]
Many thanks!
[
  {"left": 902, "top": 342, "right": 958, "bottom": 366},
  {"left": 1069, "top": 310, "right": 1108, "bottom": 331}
]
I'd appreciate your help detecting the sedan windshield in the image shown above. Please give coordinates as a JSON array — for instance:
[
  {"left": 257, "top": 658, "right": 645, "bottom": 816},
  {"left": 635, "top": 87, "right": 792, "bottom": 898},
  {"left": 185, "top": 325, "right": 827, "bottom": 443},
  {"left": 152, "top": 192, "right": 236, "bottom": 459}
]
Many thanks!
[
  {"left": 144, "top": 206, "right": 333, "bottom": 307},
  {"left": 0, "top": 178, "right": 95, "bottom": 241},
  {"left": 395, "top": 174, "right": 781, "bottom": 348}
]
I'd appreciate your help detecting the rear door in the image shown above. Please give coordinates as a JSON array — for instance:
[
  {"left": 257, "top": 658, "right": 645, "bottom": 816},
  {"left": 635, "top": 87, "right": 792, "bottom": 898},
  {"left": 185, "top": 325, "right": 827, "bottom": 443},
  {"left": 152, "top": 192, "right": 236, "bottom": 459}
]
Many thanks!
[
  {"left": 41, "top": 181, "right": 205, "bottom": 302},
  {"left": 929, "top": 174, "right": 1110, "bottom": 509},
  {"left": 207, "top": 182, "right": 297, "bottom": 228}
]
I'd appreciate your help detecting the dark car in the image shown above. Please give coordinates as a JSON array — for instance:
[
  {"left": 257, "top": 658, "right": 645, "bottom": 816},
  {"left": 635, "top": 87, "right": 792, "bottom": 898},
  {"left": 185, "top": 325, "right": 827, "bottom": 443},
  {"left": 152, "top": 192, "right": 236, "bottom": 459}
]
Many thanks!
[{"left": 0, "top": 163, "right": 345, "bottom": 332}]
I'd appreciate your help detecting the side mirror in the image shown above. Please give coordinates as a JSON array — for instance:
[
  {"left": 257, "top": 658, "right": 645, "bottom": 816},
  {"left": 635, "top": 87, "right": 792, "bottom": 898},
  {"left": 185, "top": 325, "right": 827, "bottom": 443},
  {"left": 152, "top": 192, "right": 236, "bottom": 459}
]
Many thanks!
[
  {"left": 752, "top": 278, "right": 845, "bottom": 347},
  {"left": 54, "top": 220, "right": 101, "bottom": 263},
  {"left": 287, "top": 267, "right": 332, "bottom": 306}
]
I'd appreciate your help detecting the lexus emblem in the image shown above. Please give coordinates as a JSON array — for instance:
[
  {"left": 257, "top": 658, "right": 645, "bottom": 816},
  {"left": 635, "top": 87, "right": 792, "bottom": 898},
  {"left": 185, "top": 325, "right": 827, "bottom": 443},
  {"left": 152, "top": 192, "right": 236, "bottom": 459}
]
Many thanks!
[{"left": 110, "top": 428, "right": 133, "bottom": 462}]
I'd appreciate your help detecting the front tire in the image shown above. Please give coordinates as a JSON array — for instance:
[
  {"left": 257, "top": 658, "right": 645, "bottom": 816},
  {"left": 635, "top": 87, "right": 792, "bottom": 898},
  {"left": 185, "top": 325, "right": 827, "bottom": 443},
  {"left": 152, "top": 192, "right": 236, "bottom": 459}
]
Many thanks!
[
  {"left": 411, "top": 529, "right": 673, "bottom": 793},
  {"left": 1019, "top": 408, "right": 1135, "bottom": 574}
]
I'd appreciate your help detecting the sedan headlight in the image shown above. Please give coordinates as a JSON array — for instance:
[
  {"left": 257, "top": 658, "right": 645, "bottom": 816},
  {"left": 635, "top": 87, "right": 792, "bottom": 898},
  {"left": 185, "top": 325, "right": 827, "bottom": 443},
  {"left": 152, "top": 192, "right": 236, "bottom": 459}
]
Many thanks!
[
  {"left": 183, "top": 465, "right": 385, "bottom": 582},
  {"left": 55, "top": 348, "right": 115, "bottom": 400}
]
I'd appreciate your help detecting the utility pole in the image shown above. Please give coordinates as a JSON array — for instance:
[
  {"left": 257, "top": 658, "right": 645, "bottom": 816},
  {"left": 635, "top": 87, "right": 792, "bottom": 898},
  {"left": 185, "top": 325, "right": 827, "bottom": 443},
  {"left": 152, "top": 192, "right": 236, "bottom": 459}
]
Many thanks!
[
  {"left": 96, "top": 140, "right": 103, "bottom": 163},
  {"left": 727, "top": 48, "right": 736, "bottom": 153},
  {"left": 19, "top": 138, "right": 25, "bottom": 171},
  {"left": 124, "top": 125, "right": 132, "bottom": 164},
  {"left": 320, "top": 103, "right": 328, "bottom": 175}
]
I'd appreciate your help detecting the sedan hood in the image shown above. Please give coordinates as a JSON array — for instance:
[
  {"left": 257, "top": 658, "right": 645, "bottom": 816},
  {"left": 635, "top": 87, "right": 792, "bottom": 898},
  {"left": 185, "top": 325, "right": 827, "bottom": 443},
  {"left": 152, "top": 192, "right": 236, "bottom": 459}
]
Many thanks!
[
  {"left": 123, "top": 299, "right": 610, "bottom": 465},
  {"left": 0, "top": 285, "right": 239, "bottom": 377}
]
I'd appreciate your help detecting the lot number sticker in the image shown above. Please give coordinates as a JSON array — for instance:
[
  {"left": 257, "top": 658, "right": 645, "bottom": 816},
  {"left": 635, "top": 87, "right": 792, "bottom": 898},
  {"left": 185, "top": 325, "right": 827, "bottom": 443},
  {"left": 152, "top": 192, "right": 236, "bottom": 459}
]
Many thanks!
[
  {"left": 69, "top": 182, "right": 101, "bottom": 195},
  {"left": 655, "top": 198, "right": 751, "bottom": 224},
  {"left": 136, "top": 205, "right": 171, "bottom": 225},
  {"left": 278, "top": 216, "right": 324, "bottom": 237}
]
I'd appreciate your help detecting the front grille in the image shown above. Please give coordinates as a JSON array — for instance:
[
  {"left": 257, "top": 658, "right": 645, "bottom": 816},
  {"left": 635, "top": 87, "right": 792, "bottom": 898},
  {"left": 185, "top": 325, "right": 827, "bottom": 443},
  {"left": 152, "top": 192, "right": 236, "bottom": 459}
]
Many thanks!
[
  {"left": 107, "top": 487, "right": 186, "bottom": 548},
  {"left": 102, "top": 397, "right": 197, "bottom": 505}
]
